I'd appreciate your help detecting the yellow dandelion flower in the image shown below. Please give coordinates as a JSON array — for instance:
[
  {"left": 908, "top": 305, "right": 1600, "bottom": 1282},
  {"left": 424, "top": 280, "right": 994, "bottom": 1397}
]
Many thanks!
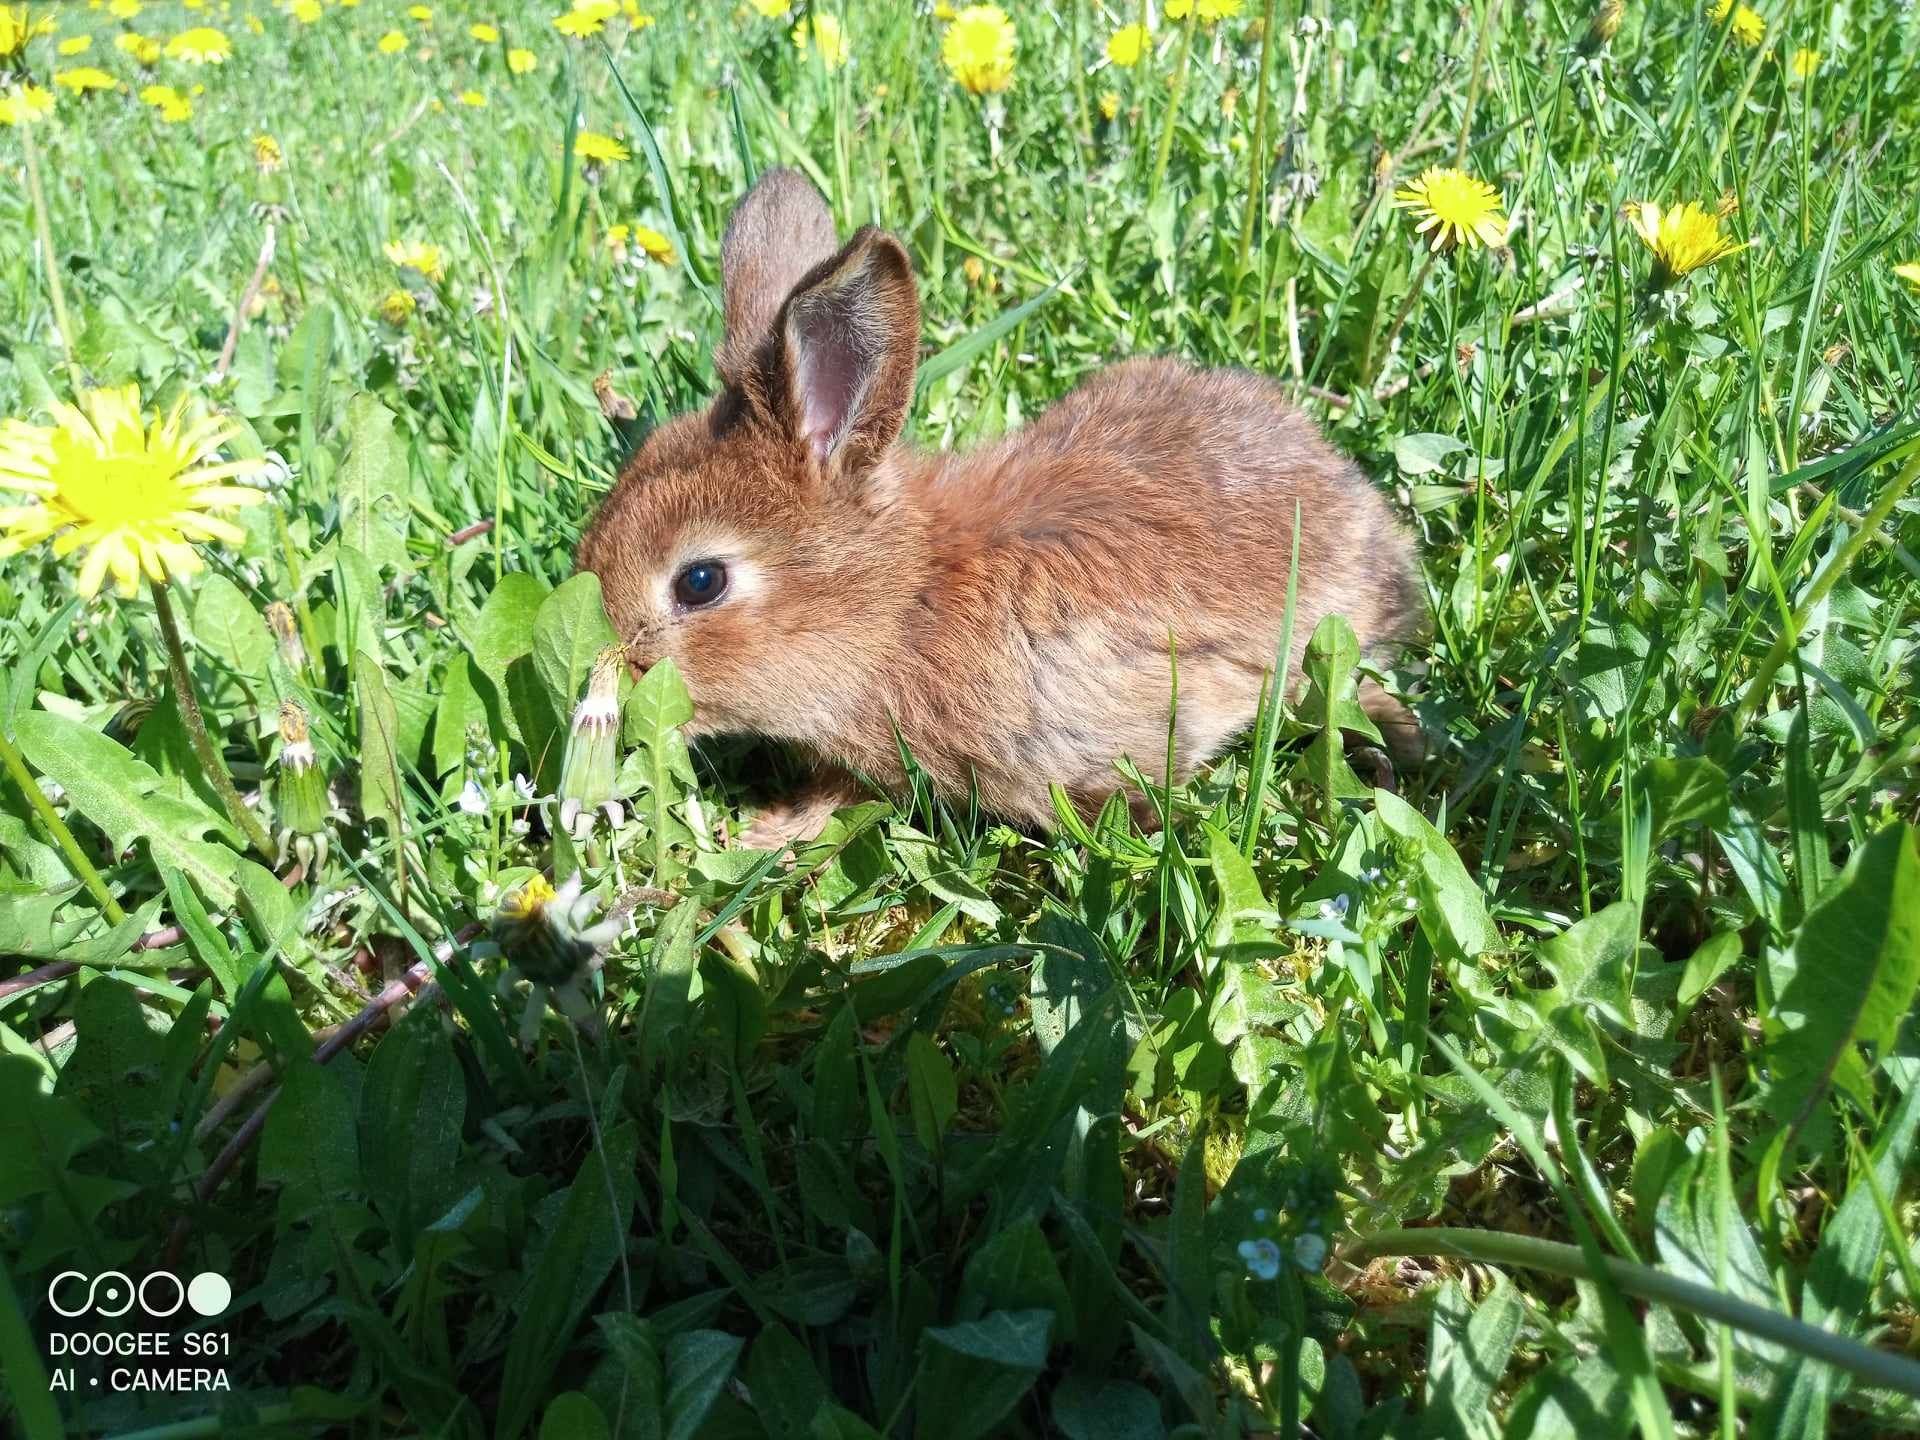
[
  {"left": 407, "top": 3, "right": 431, "bottom": 19},
  {"left": 1893, "top": 262, "right": 1920, "bottom": 293},
  {"left": 384, "top": 238, "right": 445, "bottom": 280},
  {"left": 57, "top": 34, "right": 92, "bottom": 55},
  {"left": 622, "top": 1, "right": 654, "bottom": 29},
  {"left": 0, "top": 5, "right": 51, "bottom": 62},
  {"left": 942, "top": 4, "right": 1015, "bottom": 96},
  {"left": 1706, "top": 0, "right": 1765, "bottom": 46},
  {"left": 1627, "top": 200, "right": 1745, "bottom": 285},
  {"left": 1167, "top": 0, "right": 1243, "bottom": 20},
  {"left": 377, "top": 288, "right": 417, "bottom": 326},
  {"left": 0, "top": 82, "right": 55, "bottom": 125},
  {"left": 605, "top": 222, "right": 629, "bottom": 249},
  {"left": 0, "top": 386, "right": 268, "bottom": 600},
  {"left": 749, "top": 0, "right": 787, "bottom": 15},
  {"left": 457, "top": 88, "right": 486, "bottom": 106},
  {"left": 138, "top": 81, "right": 192, "bottom": 120},
  {"left": 163, "top": 25, "right": 233, "bottom": 62},
  {"left": 1394, "top": 166, "right": 1509, "bottom": 251},
  {"left": 54, "top": 66, "right": 118, "bottom": 93},
  {"left": 1790, "top": 47, "right": 1819, "bottom": 77},
  {"left": 1106, "top": 22, "right": 1148, "bottom": 67},
  {"left": 246, "top": 14, "right": 265, "bottom": 35},
  {"left": 291, "top": 0, "right": 321, "bottom": 22},
  {"left": 377, "top": 28, "right": 406, "bottom": 52},
  {"left": 552, "top": 8, "right": 603, "bottom": 36},
  {"left": 791, "top": 12, "right": 846, "bottom": 68},
  {"left": 631, "top": 224, "right": 674, "bottom": 263},
  {"left": 470, "top": 21, "right": 498, "bottom": 41},
  {"left": 109, "top": 0, "right": 143, "bottom": 16},
  {"left": 115, "top": 32, "right": 162, "bottom": 63},
  {"left": 497, "top": 873, "right": 558, "bottom": 923},
  {"left": 252, "top": 132, "right": 282, "bottom": 172},
  {"left": 506, "top": 45, "right": 535, "bottom": 71},
  {"left": 1097, "top": 89, "right": 1120, "bottom": 120},
  {"left": 574, "top": 129, "right": 629, "bottom": 163}
]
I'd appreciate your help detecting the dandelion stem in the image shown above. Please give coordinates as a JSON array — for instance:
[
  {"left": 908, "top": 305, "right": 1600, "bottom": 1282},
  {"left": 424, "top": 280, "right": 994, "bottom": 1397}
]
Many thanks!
[
  {"left": 1729, "top": 448, "right": 1920, "bottom": 737},
  {"left": 0, "top": 729, "right": 127, "bottom": 924},
  {"left": 1380, "top": 245, "right": 1440, "bottom": 378},
  {"left": 18, "top": 118, "right": 82, "bottom": 392},
  {"left": 1068, "top": 0, "right": 1094, "bottom": 162},
  {"left": 1148, "top": 3, "right": 1201, "bottom": 207},
  {"left": 1237, "top": 0, "right": 1281, "bottom": 271},
  {"left": 149, "top": 577, "right": 278, "bottom": 860},
  {"left": 1454, "top": 0, "right": 1501, "bottom": 166}
]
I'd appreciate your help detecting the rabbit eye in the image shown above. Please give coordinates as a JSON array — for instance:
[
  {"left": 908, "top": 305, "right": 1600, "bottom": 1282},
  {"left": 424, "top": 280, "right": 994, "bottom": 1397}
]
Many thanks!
[{"left": 672, "top": 560, "right": 728, "bottom": 609}]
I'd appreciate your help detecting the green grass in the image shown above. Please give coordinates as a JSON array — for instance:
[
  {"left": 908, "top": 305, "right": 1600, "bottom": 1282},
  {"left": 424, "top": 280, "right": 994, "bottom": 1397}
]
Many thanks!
[{"left": 2, "top": 0, "right": 1919, "bottom": 1436}]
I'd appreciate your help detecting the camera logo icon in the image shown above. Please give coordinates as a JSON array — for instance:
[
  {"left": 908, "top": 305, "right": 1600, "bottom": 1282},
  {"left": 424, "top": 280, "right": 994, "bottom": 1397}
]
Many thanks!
[{"left": 47, "top": 1271, "right": 230, "bottom": 1319}]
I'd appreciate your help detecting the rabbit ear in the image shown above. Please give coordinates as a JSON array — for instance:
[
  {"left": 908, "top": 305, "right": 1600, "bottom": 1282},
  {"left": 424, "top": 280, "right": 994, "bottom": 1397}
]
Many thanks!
[
  {"left": 776, "top": 227, "right": 919, "bottom": 477},
  {"left": 719, "top": 168, "right": 837, "bottom": 383}
]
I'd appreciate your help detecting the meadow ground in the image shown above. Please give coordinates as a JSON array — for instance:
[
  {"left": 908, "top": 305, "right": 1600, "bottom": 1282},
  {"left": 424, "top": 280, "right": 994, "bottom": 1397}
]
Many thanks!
[{"left": 2, "top": 0, "right": 1919, "bottom": 1436}]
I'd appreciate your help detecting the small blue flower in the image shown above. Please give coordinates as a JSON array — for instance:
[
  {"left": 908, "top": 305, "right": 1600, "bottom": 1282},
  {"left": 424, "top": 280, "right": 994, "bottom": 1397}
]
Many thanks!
[
  {"left": 1293, "top": 1233, "right": 1328, "bottom": 1271},
  {"left": 1318, "top": 894, "right": 1351, "bottom": 921},
  {"left": 1237, "top": 1238, "right": 1283, "bottom": 1281},
  {"left": 1252, "top": 1207, "right": 1270, "bottom": 1223}
]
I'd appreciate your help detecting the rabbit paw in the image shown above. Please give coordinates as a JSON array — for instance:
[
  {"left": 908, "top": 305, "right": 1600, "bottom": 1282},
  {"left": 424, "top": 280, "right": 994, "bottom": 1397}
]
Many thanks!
[{"left": 737, "top": 771, "right": 869, "bottom": 851}]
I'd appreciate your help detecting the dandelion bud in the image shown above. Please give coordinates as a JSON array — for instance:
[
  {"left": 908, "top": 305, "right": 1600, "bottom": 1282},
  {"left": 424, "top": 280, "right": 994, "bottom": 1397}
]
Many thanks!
[
  {"left": 272, "top": 701, "right": 330, "bottom": 839},
  {"left": 377, "top": 288, "right": 417, "bottom": 328},
  {"left": 265, "top": 600, "right": 307, "bottom": 672},
  {"left": 252, "top": 133, "right": 285, "bottom": 175},
  {"left": 1580, "top": 0, "right": 1623, "bottom": 53},
  {"left": 557, "top": 645, "right": 623, "bottom": 835},
  {"left": 491, "top": 872, "right": 622, "bottom": 989}
]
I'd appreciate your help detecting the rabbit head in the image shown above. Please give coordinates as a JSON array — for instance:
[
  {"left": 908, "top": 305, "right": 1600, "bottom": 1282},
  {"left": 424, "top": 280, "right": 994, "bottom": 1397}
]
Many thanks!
[{"left": 576, "top": 169, "right": 922, "bottom": 744}]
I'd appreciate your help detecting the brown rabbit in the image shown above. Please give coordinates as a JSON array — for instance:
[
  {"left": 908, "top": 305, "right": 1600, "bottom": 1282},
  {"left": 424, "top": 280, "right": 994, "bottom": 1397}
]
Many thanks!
[{"left": 577, "top": 168, "right": 1421, "bottom": 847}]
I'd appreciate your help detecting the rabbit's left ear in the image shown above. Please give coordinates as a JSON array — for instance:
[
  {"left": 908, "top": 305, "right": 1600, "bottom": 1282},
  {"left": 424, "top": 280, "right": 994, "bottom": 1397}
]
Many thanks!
[{"left": 775, "top": 227, "right": 920, "bottom": 479}]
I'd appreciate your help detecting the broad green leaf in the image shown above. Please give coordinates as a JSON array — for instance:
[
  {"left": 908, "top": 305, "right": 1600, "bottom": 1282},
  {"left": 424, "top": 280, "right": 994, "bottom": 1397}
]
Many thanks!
[
  {"left": 499, "top": 1120, "right": 640, "bottom": 1440},
  {"left": 468, "top": 570, "right": 553, "bottom": 742},
  {"left": 538, "top": 1392, "right": 611, "bottom": 1440},
  {"left": 1765, "top": 824, "right": 1920, "bottom": 1136},
  {"left": 906, "top": 1030, "right": 958, "bottom": 1156},
  {"left": 192, "top": 573, "right": 274, "bottom": 682},
  {"left": 1423, "top": 1276, "right": 1523, "bottom": 1440},
  {"left": 433, "top": 651, "right": 487, "bottom": 781},
  {"left": 357, "top": 650, "right": 405, "bottom": 829},
  {"left": 1529, "top": 901, "right": 1641, "bottom": 1085},
  {"left": 533, "top": 572, "right": 620, "bottom": 718},
  {"left": 1050, "top": 1376, "right": 1165, "bottom": 1440},
  {"left": 260, "top": 1060, "right": 362, "bottom": 1216},
  {"left": 746, "top": 1323, "right": 830, "bottom": 1439},
  {"left": 626, "top": 659, "right": 696, "bottom": 881},
  {"left": 1394, "top": 431, "right": 1469, "bottom": 475},
  {"left": 956, "top": 1217, "right": 1073, "bottom": 1335},
  {"left": 359, "top": 1007, "right": 466, "bottom": 1248},
  {"left": 1374, "top": 788, "right": 1499, "bottom": 960},
  {"left": 15, "top": 711, "right": 239, "bottom": 904},
  {"left": 663, "top": 1330, "right": 744, "bottom": 1440},
  {"left": 640, "top": 900, "right": 701, "bottom": 1072},
  {"left": 334, "top": 544, "right": 385, "bottom": 670},
  {"left": 337, "top": 392, "right": 413, "bottom": 574},
  {"left": 916, "top": 1310, "right": 1053, "bottom": 1440},
  {"left": 1645, "top": 756, "right": 1731, "bottom": 840},
  {"left": 1677, "top": 931, "right": 1744, "bottom": 1009}
]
